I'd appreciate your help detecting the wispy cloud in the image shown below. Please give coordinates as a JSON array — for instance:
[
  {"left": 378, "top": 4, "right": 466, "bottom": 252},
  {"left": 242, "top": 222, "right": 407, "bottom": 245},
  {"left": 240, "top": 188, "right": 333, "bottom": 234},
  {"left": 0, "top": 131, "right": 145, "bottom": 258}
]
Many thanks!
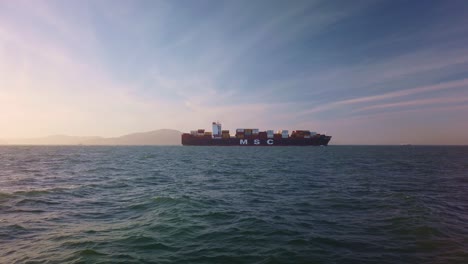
[
  {"left": 336, "top": 78, "right": 468, "bottom": 106},
  {"left": 296, "top": 69, "right": 468, "bottom": 116},
  {"left": 355, "top": 96, "right": 468, "bottom": 112}
]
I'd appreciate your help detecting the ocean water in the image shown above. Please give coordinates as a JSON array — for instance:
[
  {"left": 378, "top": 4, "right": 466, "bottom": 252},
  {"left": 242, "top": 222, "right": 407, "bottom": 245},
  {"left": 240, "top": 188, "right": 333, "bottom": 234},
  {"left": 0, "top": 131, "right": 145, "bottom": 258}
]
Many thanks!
[{"left": 0, "top": 146, "right": 467, "bottom": 264}]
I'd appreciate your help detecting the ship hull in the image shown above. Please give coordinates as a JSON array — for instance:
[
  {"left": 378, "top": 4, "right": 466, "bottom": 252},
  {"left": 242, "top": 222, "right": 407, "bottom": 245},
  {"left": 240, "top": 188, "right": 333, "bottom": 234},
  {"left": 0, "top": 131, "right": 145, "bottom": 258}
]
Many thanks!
[{"left": 181, "top": 134, "right": 331, "bottom": 146}]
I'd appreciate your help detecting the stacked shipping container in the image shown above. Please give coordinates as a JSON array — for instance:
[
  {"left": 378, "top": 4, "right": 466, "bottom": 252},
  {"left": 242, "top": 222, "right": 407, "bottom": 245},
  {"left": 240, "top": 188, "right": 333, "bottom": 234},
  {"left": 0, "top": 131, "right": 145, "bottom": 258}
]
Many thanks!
[
  {"left": 187, "top": 123, "right": 327, "bottom": 143},
  {"left": 182, "top": 122, "right": 331, "bottom": 146}
]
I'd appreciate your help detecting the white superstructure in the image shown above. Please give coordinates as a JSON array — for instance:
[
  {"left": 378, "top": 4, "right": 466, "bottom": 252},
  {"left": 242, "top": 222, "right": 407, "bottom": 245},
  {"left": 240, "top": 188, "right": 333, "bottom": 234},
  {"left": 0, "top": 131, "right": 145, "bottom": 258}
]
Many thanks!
[{"left": 212, "top": 121, "right": 222, "bottom": 138}]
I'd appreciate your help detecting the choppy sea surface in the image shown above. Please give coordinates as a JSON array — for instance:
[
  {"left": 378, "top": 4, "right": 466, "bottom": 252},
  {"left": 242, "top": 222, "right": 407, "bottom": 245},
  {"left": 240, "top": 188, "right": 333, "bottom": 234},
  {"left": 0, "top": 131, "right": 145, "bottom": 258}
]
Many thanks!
[{"left": 1, "top": 146, "right": 467, "bottom": 264}]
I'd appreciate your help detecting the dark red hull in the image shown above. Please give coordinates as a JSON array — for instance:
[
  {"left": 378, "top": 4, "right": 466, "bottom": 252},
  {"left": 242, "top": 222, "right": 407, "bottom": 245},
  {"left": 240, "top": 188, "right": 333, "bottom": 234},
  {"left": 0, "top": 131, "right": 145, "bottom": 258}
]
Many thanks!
[{"left": 181, "top": 134, "right": 331, "bottom": 146}]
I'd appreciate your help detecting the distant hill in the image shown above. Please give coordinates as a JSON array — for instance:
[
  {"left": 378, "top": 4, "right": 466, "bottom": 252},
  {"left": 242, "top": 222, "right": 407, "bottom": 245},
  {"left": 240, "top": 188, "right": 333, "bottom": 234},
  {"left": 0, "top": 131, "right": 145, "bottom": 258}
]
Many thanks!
[
  {"left": 0, "top": 129, "right": 182, "bottom": 145},
  {"left": 84, "top": 129, "right": 182, "bottom": 145}
]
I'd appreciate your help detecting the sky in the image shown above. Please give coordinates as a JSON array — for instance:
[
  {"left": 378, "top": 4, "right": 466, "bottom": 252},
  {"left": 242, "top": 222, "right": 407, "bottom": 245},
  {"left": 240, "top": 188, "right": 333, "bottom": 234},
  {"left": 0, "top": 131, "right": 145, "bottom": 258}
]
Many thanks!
[{"left": 1, "top": 0, "right": 468, "bottom": 144}]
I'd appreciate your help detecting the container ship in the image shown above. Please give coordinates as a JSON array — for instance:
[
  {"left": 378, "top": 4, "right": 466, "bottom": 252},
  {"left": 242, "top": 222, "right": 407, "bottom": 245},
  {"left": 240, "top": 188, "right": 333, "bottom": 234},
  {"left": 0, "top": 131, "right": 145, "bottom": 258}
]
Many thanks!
[{"left": 182, "top": 122, "right": 331, "bottom": 146}]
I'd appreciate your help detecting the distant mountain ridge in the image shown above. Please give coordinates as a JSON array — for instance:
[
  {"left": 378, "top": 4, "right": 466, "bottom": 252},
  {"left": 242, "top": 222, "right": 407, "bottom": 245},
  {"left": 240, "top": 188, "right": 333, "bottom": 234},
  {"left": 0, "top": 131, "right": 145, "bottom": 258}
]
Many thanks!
[
  {"left": 0, "top": 129, "right": 182, "bottom": 145},
  {"left": 84, "top": 129, "right": 182, "bottom": 145}
]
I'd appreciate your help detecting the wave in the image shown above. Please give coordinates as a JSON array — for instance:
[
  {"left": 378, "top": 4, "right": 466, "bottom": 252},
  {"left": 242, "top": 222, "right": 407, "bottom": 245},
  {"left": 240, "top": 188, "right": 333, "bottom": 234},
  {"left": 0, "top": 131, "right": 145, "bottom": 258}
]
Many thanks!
[
  {"left": 15, "top": 198, "right": 61, "bottom": 206},
  {"left": 152, "top": 196, "right": 182, "bottom": 204},
  {"left": 1, "top": 223, "right": 27, "bottom": 231},
  {"left": 75, "top": 249, "right": 107, "bottom": 256},
  {"left": 13, "top": 189, "right": 51, "bottom": 196},
  {"left": 192, "top": 211, "right": 238, "bottom": 221},
  {"left": 126, "top": 196, "right": 185, "bottom": 211},
  {"left": 114, "top": 235, "right": 177, "bottom": 251},
  {"left": 12, "top": 186, "right": 78, "bottom": 197},
  {"left": 0, "top": 192, "right": 14, "bottom": 200}
]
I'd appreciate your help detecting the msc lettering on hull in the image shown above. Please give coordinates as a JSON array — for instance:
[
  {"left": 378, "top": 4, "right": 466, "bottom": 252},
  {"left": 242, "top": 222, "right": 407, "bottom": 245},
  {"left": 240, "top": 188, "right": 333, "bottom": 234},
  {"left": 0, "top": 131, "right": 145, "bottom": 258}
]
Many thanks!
[{"left": 239, "top": 139, "right": 274, "bottom": 145}]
